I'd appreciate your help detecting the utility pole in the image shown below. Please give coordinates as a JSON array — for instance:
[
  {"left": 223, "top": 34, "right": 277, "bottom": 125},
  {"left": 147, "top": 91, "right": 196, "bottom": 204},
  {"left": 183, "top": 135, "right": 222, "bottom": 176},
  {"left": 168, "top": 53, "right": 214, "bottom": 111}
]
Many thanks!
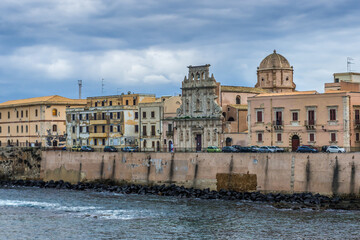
[
  {"left": 101, "top": 78, "right": 105, "bottom": 95},
  {"left": 78, "top": 80, "right": 82, "bottom": 99}
]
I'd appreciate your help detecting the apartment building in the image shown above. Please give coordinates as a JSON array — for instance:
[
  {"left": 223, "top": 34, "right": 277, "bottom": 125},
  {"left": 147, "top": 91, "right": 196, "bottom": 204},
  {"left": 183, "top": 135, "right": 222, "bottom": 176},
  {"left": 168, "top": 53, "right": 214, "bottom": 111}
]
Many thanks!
[{"left": 0, "top": 95, "right": 86, "bottom": 147}]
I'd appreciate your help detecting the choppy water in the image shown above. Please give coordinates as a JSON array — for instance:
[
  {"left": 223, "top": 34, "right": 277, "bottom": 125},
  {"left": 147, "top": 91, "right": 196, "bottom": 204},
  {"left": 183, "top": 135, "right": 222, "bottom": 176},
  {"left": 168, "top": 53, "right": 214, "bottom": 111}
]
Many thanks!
[{"left": 0, "top": 187, "right": 359, "bottom": 239}]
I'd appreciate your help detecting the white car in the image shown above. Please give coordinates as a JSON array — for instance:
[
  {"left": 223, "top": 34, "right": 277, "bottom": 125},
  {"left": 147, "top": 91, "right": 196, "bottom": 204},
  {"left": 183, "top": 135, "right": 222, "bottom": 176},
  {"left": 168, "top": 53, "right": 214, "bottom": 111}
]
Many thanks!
[{"left": 326, "top": 145, "right": 346, "bottom": 153}]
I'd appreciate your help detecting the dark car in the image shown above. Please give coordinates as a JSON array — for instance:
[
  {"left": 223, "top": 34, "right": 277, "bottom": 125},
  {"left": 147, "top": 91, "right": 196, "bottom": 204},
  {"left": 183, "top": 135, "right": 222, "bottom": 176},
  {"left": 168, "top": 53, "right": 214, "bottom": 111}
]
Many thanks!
[
  {"left": 296, "top": 146, "right": 318, "bottom": 153},
  {"left": 104, "top": 146, "right": 118, "bottom": 152},
  {"left": 249, "top": 146, "right": 260, "bottom": 152},
  {"left": 121, "top": 146, "right": 138, "bottom": 152},
  {"left": 81, "top": 146, "right": 94, "bottom": 152},
  {"left": 222, "top": 146, "right": 238, "bottom": 152},
  {"left": 233, "top": 145, "right": 252, "bottom": 152},
  {"left": 321, "top": 145, "right": 329, "bottom": 152}
]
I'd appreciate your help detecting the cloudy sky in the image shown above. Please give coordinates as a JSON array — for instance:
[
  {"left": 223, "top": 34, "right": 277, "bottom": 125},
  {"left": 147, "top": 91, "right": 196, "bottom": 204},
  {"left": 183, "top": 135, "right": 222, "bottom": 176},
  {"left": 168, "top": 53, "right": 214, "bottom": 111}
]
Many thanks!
[{"left": 0, "top": 0, "right": 359, "bottom": 102}]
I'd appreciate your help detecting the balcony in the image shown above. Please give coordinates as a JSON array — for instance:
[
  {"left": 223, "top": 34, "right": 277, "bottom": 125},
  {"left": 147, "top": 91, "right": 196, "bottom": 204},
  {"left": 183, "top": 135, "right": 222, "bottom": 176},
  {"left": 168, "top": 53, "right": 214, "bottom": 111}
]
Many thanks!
[
  {"left": 272, "top": 120, "right": 283, "bottom": 130},
  {"left": 305, "top": 120, "right": 316, "bottom": 130},
  {"left": 355, "top": 119, "right": 360, "bottom": 129},
  {"left": 89, "top": 132, "right": 107, "bottom": 138},
  {"left": 166, "top": 130, "right": 174, "bottom": 136},
  {"left": 89, "top": 120, "right": 107, "bottom": 125}
]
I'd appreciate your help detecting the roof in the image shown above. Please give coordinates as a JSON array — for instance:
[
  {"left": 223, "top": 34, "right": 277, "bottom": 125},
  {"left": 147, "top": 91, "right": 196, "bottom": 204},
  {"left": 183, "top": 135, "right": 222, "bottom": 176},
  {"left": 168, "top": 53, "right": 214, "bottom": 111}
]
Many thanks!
[
  {"left": 229, "top": 104, "right": 248, "bottom": 110},
  {"left": 0, "top": 95, "right": 87, "bottom": 108},
  {"left": 221, "top": 85, "right": 268, "bottom": 93},
  {"left": 255, "top": 91, "right": 318, "bottom": 97},
  {"left": 259, "top": 50, "right": 291, "bottom": 70}
]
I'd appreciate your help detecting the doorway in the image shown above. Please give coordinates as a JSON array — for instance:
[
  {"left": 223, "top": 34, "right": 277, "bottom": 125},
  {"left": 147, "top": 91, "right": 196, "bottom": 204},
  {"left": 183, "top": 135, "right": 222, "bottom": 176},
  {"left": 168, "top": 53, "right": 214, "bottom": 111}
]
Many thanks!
[
  {"left": 291, "top": 135, "right": 300, "bottom": 152},
  {"left": 196, "top": 134, "right": 202, "bottom": 152}
]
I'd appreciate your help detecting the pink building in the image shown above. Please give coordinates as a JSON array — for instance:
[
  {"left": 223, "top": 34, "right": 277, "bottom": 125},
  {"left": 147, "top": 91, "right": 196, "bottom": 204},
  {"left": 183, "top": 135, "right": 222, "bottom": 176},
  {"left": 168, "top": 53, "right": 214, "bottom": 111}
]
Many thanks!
[{"left": 248, "top": 91, "right": 360, "bottom": 151}]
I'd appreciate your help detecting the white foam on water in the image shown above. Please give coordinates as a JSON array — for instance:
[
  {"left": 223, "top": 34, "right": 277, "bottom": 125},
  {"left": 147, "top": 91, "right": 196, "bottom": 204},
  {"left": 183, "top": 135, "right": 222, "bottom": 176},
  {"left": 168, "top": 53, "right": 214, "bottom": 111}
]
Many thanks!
[
  {"left": 0, "top": 199, "right": 100, "bottom": 212},
  {"left": 87, "top": 209, "right": 154, "bottom": 220}
]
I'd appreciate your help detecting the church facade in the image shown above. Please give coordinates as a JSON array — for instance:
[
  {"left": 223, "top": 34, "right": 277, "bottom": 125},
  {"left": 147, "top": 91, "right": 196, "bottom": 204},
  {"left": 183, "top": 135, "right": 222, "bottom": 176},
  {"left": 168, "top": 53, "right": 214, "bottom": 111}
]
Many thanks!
[{"left": 174, "top": 65, "right": 223, "bottom": 151}]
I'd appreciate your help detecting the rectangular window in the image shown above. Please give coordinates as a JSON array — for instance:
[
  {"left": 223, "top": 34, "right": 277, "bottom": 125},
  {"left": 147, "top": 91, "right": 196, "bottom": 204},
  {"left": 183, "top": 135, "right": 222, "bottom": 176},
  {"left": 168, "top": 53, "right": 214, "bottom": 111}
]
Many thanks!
[
  {"left": 86, "top": 126, "right": 89, "bottom": 133},
  {"left": 356, "top": 133, "right": 360, "bottom": 142},
  {"left": 292, "top": 112, "right": 298, "bottom": 121},
  {"left": 109, "top": 101, "right": 112, "bottom": 106},
  {"left": 21, "top": 111, "right": 23, "bottom": 118},
  {"left": 110, "top": 125, "right": 113, "bottom": 132},
  {"left": 102, "top": 139, "right": 105, "bottom": 145},
  {"left": 72, "top": 126, "right": 75, "bottom": 133},
  {"left": 331, "top": 132, "right": 336, "bottom": 142},
  {"left": 135, "top": 112, "right": 138, "bottom": 119},
  {"left": 151, "top": 125, "right": 156, "bottom": 136},
  {"left": 135, "top": 125, "right": 138, "bottom": 133},
  {"left": 151, "top": 111, "right": 155, "bottom": 118},
  {"left": 0, "top": 112, "right": 1, "bottom": 119},
  {"left": 94, "top": 139, "right": 97, "bottom": 145},
  {"left": 257, "top": 132, "right": 263, "bottom": 142},
  {"left": 102, "top": 113, "right": 105, "bottom": 120},
  {"left": 133, "top": 99, "right": 136, "bottom": 105},
  {"left": 94, "top": 126, "right": 97, "bottom": 133},
  {"left": 8, "top": 126, "right": 10, "bottom": 133},
  {"left": 79, "top": 114, "right": 82, "bottom": 120},
  {"left": 330, "top": 109, "right": 336, "bottom": 121},
  {"left": 0, "top": 126, "right": 1, "bottom": 133},
  {"left": 110, "top": 112, "right": 113, "bottom": 119},
  {"left": 356, "top": 110, "right": 360, "bottom": 124},
  {"left": 8, "top": 111, "right": 10, "bottom": 119},
  {"left": 308, "top": 110, "right": 315, "bottom": 125},
  {"left": 256, "top": 111, "right": 263, "bottom": 122},
  {"left": 26, "top": 110, "right": 28, "bottom": 118},
  {"left": 118, "top": 125, "right": 121, "bottom": 133},
  {"left": 126, "top": 100, "right": 129, "bottom": 105},
  {"left": 35, "top": 109, "right": 38, "bottom": 117},
  {"left": 94, "top": 113, "right": 97, "bottom": 120},
  {"left": 143, "top": 112, "right": 147, "bottom": 118},
  {"left": 72, "top": 114, "right": 75, "bottom": 121},
  {"left": 16, "top": 111, "right": 19, "bottom": 118},
  {"left": 102, "top": 125, "right": 105, "bottom": 133},
  {"left": 86, "top": 114, "right": 89, "bottom": 120},
  {"left": 277, "top": 133, "right": 281, "bottom": 142},
  {"left": 95, "top": 102, "right": 98, "bottom": 107},
  {"left": 117, "top": 112, "right": 121, "bottom": 119},
  {"left": 309, "top": 133, "right": 315, "bottom": 142},
  {"left": 275, "top": 111, "right": 282, "bottom": 125},
  {"left": 101, "top": 101, "right": 105, "bottom": 106},
  {"left": 143, "top": 126, "right": 147, "bottom": 136}
]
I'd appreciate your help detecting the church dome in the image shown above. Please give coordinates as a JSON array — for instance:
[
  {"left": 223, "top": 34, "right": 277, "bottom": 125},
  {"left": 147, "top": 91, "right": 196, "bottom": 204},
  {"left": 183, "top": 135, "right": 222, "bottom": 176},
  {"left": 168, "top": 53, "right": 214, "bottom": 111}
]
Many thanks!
[{"left": 258, "top": 50, "right": 291, "bottom": 69}]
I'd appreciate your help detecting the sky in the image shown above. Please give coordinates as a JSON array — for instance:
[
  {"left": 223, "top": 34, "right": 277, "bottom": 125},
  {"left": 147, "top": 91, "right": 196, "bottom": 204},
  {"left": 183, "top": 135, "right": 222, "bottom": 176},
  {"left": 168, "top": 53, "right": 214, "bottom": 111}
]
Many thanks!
[{"left": 1, "top": 0, "right": 360, "bottom": 102}]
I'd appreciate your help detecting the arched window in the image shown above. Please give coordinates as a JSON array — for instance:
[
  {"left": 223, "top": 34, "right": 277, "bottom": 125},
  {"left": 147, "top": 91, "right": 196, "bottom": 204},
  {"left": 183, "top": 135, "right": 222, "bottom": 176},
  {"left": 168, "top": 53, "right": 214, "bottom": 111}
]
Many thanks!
[
  {"left": 222, "top": 112, "right": 226, "bottom": 118},
  {"left": 228, "top": 117, "right": 235, "bottom": 121},
  {"left": 236, "top": 95, "right": 241, "bottom": 104},
  {"left": 207, "top": 99, "right": 211, "bottom": 111},
  {"left": 191, "top": 73, "right": 194, "bottom": 81},
  {"left": 52, "top": 109, "right": 58, "bottom": 116},
  {"left": 196, "top": 73, "right": 200, "bottom": 81}
]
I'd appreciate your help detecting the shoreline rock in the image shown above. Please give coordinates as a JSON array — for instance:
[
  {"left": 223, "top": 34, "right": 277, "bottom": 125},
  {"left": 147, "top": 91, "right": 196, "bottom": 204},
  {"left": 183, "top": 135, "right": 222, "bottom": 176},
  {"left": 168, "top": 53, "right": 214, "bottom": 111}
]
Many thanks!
[{"left": 0, "top": 179, "right": 359, "bottom": 211}]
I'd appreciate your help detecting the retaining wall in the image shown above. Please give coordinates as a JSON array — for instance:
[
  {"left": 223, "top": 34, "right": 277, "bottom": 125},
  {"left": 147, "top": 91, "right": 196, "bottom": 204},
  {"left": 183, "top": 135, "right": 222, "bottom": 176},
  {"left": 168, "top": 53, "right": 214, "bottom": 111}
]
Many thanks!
[{"left": 41, "top": 151, "right": 360, "bottom": 196}]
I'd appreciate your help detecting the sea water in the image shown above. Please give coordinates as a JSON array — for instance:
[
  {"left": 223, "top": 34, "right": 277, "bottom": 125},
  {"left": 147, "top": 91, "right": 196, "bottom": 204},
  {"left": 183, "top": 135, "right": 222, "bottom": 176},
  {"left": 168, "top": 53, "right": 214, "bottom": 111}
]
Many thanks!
[{"left": 0, "top": 187, "right": 359, "bottom": 239}]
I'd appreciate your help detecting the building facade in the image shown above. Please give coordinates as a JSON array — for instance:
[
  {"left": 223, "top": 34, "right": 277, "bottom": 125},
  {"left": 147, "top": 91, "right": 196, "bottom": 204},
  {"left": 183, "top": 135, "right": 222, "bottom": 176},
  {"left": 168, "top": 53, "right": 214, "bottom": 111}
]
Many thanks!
[
  {"left": 0, "top": 95, "right": 86, "bottom": 147},
  {"left": 174, "top": 65, "right": 222, "bottom": 151},
  {"left": 66, "top": 93, "right": 155, "bottom": 149}
]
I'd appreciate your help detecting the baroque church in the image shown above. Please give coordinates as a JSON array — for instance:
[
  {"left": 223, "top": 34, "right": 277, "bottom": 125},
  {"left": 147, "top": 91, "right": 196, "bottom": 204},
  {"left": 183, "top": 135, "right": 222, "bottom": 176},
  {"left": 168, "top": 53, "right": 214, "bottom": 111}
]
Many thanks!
[{"left": 173, "top": 50, "right": 295, "bottom": 151}]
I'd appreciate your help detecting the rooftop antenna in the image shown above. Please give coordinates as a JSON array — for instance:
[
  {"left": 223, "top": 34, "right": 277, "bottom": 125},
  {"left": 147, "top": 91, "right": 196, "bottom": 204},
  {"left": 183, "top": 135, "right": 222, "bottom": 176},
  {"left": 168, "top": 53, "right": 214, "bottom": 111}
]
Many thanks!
[
  {"left": 347, "top": 57, "right": 354, "bottom": 72},
  {"left": 78, "top": 80, "right": 82, "bottom": 99},
  {"left": 101, "top": 78, "right": 105, "bottom": 95}
]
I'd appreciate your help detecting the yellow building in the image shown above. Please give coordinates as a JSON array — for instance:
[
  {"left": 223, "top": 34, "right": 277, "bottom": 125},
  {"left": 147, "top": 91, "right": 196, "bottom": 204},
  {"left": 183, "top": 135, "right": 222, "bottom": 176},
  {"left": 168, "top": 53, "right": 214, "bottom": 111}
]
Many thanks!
[
  {"left": 0, "top": 95, "right": 86, "bottom": 147},
  {"left": 66, "top": 93, "right": 156, "bottom": 149}
]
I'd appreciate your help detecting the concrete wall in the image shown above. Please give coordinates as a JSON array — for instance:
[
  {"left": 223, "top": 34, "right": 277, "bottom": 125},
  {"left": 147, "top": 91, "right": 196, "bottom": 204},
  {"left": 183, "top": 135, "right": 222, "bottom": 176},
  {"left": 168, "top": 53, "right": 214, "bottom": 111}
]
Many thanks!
[{"left": 41, "top": 151, "right": 360, "bottom": 196}]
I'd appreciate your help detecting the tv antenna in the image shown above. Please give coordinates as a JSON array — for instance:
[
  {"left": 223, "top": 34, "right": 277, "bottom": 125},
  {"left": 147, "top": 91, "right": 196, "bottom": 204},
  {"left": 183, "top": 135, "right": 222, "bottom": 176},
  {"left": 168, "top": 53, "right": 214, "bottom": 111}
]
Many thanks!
[
  {"left": 78, "top": 80, "right": 82, "bottom": 99},
  {"left": 101, "top": 78, "right": 105, "bottom": 95},
  {"left": 347, "top": 57, "right": 354, "bottom": 72}
]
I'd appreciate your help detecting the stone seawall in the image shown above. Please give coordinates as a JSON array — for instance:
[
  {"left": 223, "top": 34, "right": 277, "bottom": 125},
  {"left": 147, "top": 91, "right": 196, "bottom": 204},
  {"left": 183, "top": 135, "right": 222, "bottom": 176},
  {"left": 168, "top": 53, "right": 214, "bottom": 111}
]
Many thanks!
[
  {"left": 41, "top": 151, "right": 360, "bottom": 196},
  {"left": 0, "top": 148, "right": 42, "bottom": 180}
]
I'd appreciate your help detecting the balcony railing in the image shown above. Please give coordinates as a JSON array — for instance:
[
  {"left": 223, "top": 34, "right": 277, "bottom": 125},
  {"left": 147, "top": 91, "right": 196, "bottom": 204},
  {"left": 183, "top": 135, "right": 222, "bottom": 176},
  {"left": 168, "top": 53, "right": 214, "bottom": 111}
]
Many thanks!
[
  {"left": 355, "top": 119, "right": 360, "bottom": 128},
  {"left": 305, "top": 120, "right": 316, "bottom": 130},
  {"left": 166, "top": 130, "right": 174, "bottom": 136},
  {"left": 273, "top": 120, "right": 283, "bottom": 126}
]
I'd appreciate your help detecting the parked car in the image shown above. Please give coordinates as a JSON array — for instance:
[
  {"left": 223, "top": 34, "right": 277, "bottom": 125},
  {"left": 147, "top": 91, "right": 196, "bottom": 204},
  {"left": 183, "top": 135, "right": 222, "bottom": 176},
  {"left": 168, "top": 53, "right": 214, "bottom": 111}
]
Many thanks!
[
  {"left": 222, "top": 146, "right": 238, "bottom": 152},
  {"left": 321, "top": 145, "right": 330, "bottom": 152},
  {"left": 71, "top": 145, "right": 81, "bottom": 152},
  {"left": 104, "top": 146, "right": 118, "bottom": 152},
  {"left": 61, "top": 146, "right": 67, "bottom": 151},
  {"left": 232, "top": 145, "right": 252, "bottom": 152},
  {"left": 206, "top": 146, "right": 221, "bottom": 153},
  {"left": 270, "top": 146, "right": 285, "bottom": 152},
  {"left": 121, "top": 146, "right": 138, "bottom": 152},
  {"left": 296, "top": 146, "right": 318, "bottom": 153},
  {"left": 326, "top": 145, "right": 346, "bottom": 153},
  {"left": 81, "top": 146, "right": 94, "bottom": 152},
  {"left": 258, "top": 146, "right": 276, "bottom": 153},
  {"left": 249, "top": 145, "right": 260, "bottom": 152}
]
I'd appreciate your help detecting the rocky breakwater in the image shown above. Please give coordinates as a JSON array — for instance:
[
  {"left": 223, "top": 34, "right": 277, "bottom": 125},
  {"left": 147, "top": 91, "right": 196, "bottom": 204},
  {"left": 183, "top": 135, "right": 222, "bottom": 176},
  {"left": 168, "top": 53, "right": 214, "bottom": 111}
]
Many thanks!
[
  {"left": 1, "top": 179, "right": 360, "bottom": 211},
  {"left": 0, "top": 147, "right": 41, "bottom": 180}
]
